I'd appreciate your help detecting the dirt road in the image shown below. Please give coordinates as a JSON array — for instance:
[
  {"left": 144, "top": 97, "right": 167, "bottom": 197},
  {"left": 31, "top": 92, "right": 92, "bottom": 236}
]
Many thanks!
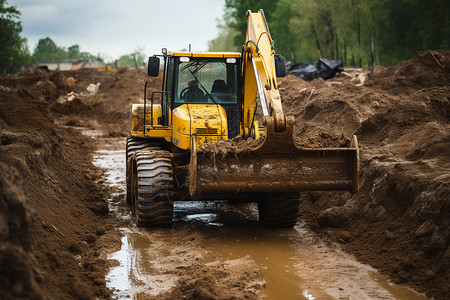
[{"left": 91, "top": 132, "right": 427, "bottom": 299}]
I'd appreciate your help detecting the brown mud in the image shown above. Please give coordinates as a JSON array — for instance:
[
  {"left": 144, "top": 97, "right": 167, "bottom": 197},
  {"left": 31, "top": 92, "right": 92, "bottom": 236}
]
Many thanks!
[
  {"left": 0, "top": 79, "right": 111, "bottom": 298},
  {"left": 0, "top": 50, "right": 448, "bottom": 299},
  {"left": 280, "top": 50, "right": 449, "bottom": 299},
  {"left": 198, "top": 135, "right": 265, "bottom": 155}
]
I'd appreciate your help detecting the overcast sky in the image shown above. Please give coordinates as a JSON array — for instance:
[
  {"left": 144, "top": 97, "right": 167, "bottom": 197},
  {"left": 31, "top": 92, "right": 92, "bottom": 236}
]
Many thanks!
[{"left": 9, "top": 0, "right": 226, "bottom": 60}]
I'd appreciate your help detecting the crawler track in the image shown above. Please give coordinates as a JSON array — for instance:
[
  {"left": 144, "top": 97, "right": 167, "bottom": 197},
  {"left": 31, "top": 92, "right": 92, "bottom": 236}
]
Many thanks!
[
  {"left": 131, "top": 149, "right": 174, "bottom": 227},
  {"left": 126, "top": 136, "right": 160, "bottom": 203}
]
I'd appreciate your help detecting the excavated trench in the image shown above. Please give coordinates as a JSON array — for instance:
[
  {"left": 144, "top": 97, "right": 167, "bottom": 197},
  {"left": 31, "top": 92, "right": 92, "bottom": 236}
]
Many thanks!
[
  {"left": 89, "top": 133, "right": 428, "bottom": 299},
  {"left": 1, "top": 53, "right": 447, "bottom": 299}
]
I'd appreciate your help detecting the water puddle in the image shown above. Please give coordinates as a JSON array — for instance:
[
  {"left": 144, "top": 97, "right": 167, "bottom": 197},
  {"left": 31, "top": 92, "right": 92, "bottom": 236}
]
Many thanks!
[
  {"left": 211, "top": 220, "right": 332, "bottom": 299},
  {"left": 89, "top": 134, "right": 428, "bottom": 299},
  {"left": 105, "top": 228, "right": 178, "bottom": 298}
]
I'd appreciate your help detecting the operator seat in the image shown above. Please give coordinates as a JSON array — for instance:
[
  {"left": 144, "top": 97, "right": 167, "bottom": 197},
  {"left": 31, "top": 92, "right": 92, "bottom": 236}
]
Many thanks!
[{"left": 211, "top": 79, "right": 229, "bottom": 93}]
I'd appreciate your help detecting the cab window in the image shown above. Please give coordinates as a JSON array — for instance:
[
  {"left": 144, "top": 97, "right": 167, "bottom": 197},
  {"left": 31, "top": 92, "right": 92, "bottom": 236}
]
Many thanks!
[{"left": 175, "top": 58, "right": 238, "bottom": 104}]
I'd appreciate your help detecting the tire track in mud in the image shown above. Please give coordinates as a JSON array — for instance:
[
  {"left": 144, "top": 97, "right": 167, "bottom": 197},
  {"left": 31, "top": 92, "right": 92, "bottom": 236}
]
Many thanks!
[{"left": 91, "top": 134, "right": 429, "bottom": 300}]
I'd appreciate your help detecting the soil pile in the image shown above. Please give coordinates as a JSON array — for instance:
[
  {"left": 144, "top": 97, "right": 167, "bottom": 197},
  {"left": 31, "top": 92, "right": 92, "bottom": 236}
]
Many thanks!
[
  {"left": 50, "top": 68, "right": 162, "bottom": 134},
  {"left": 365, "top": 50, "right": 450, "bottom": 94},
  {"left": 0, "top": 75, "right": 111, "bottom": 299},
  {"left": 279, "top": 50, "right": 449, "bottom": 299}
]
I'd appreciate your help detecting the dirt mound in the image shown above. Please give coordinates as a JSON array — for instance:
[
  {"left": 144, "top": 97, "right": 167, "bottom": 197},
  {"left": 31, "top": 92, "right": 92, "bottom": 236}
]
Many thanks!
[
  {"left": 365, "top": 50, "right": 450, "bottom": 94},
  {"left": 0, "top": 80, "right": 111, "bottom": 298},
  {"left": 284, "top": 50, "right": 450, "bottom": 299},
  {"left": 279, "top": 75, "right": 382, "bottom": 147},
  {"left": 49, "top": 69, "right": 162, "bottom": 135}
]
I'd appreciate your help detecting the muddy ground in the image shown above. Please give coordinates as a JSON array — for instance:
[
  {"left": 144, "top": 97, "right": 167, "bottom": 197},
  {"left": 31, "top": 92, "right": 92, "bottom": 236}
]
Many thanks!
[{"left": 0, "top": 50, "right": 448, "bottom": 299}]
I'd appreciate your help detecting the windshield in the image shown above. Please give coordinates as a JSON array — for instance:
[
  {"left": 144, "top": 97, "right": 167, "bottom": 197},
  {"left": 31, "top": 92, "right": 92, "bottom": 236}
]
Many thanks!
[{"left": 175, "top": 59, "right": 238, "bottom": 104}]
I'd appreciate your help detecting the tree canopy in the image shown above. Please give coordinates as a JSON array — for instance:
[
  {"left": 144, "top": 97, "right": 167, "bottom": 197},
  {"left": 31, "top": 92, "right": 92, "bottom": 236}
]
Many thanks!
[
  {"left": 32, "top": 37, "right": 98, "bottom": 61},
  {"left": 0, "top": 0, "right": 30, "bottom": 73},
  {"left": 210, "top": 0, "right": 450, "bottom": 66},
  {"left": 117, "top": 46, "right": 146, "bottom": 68},
  {"left": 207, "top": 17, "right": 240, "bottom": 52}
]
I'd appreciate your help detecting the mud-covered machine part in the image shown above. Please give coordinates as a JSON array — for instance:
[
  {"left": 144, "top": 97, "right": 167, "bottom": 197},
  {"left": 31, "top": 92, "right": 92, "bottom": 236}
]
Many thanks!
[
  {"left": 126, "top": 136, "right": 160, "bottom": 204},
  {"left": 127, "top": 137, "right": 174, "bottom": 227},
  {"left": 190, "top": 118, "right": 359, "bottom": 196}
]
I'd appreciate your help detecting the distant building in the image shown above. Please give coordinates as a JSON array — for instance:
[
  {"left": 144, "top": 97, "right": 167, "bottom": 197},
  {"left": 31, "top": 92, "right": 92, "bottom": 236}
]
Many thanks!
[{"left": 81, "top": 59, "right": 103, "bottom": 69}]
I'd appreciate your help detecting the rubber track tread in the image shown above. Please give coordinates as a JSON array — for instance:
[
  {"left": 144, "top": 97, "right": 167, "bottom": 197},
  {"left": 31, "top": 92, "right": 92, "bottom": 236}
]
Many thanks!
[
  {"left": 125, "top": 136, "right": 162, "bottom": 203},
  {"left": 138, "top": 177, "right": 172, "bottom": 186},
  {"left": 132, "top": 148, "right": 174, "bottom": 227},
  {"left": 137, "top": 162, "right": 173, "bottom": 171},
  {"left": 137, "top": 169, "right": 173, "bottom": 180},
  {"left": 137, "top": 158, "right": 171, "bottom": 165},
  {"left": 138, "top": 185, "right": 175, "bottom": 196}
]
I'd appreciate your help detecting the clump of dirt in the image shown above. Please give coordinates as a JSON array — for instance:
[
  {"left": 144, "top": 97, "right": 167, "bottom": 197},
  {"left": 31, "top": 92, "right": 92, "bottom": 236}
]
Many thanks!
[
  {"left": 198, "top": 135, "right": 265, "bottom": 156},
  {"left": 286, "top": 50, "right": 449, "bottom": 299},
  {"left": 164, "top": 256, "right": 263, "bottom": 299},
  {"left": 0, "top": 77, "right": 111, "bottom": 298}
]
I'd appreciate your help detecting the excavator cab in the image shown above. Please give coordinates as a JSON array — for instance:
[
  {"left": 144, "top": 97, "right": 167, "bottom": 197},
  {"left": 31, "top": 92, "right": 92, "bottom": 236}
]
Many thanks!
[{"left": 144, "top": 52, "right": 243, "bottom": 141}]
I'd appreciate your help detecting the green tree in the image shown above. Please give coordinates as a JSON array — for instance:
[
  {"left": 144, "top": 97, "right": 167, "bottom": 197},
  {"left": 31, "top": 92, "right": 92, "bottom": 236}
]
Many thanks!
[
  {"left": 33, "top": 37, "right": 68, "bottom": 60},
  {"left": 378, "top": 0, "right": 450, "bottom": 64},
  {"left": 33, "top": 38, "right": 100, "bottom": 62},
  {"left": 68, "top": 44, "right": 80, "bottom": 58},
  {"left": 214, "top": 0, "right": 450, "bottom": 67},
  {"left": 79, "top": 51, "right": 98, "bottom": 60},
  {"left": 224, "top": 0, "right": 279, "bottom": 49},
  {"left": 290, "top": 0, "right": 327, "bottom": 62},
  {"left": 0, "top": 0, "right": 30, "bottom": 73},
  {"left": 117, "top": 46, "right": 146, "bottom": 68},
  {"left": 270, "top": 0, "right": 298, "bottom": 62}
]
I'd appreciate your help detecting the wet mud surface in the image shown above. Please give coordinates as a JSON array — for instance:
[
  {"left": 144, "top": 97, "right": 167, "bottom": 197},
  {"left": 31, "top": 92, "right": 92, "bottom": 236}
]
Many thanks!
[{"left": 94, "top": 135, "right": 427, "bottom": 299}]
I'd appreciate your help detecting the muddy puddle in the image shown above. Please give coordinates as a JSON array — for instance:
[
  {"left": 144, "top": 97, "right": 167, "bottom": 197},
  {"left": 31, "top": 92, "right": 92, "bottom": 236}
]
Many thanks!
[{"left": 89, "top": 134, "right": 429, "bottom": 299}]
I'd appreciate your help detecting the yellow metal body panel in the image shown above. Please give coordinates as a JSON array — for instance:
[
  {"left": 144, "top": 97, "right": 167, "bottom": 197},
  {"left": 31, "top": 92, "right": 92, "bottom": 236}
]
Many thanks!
[
  {"left": 130, "top": 102, "right": 228, "bottom": 149},
  {"left": 130, "top": 103, "right": 162, "bottom": 133},
  {"left": 142, "top": 126, "right": 172, "bottom": 140},
  {"left": 242, "top": 10, "right": 284, "bottom": 134},
  {"left": 130, "top": 104, "right": 172, "bottom": 139},
  {"left": 171, "top": 104, "right": 228, "bottom": 149}
]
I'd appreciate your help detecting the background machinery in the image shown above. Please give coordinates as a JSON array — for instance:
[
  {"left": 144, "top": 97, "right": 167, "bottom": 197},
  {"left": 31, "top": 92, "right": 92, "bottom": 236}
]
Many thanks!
[{"left": 126, "top": 9, "right": 359, "bottom": 227}]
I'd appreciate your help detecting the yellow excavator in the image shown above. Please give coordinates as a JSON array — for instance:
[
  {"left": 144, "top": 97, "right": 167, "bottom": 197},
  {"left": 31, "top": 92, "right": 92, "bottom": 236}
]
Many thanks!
[{"left": 126, "top": 9, "right": 359, "bottom": 227}]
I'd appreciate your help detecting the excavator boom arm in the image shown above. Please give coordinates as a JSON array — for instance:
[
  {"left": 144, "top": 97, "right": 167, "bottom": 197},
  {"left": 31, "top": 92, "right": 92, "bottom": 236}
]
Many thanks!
[
  {"left": 189, "top": 9, "right": 359, "bottom": 198},
  {"left": 242, "top": 9, "right": 285, "bottom": 133}
]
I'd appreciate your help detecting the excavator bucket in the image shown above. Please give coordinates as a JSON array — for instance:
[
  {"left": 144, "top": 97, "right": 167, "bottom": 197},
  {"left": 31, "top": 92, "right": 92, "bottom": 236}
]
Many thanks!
[{"left": 189, "top": 117, "right": 359, "bottom": 197}]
